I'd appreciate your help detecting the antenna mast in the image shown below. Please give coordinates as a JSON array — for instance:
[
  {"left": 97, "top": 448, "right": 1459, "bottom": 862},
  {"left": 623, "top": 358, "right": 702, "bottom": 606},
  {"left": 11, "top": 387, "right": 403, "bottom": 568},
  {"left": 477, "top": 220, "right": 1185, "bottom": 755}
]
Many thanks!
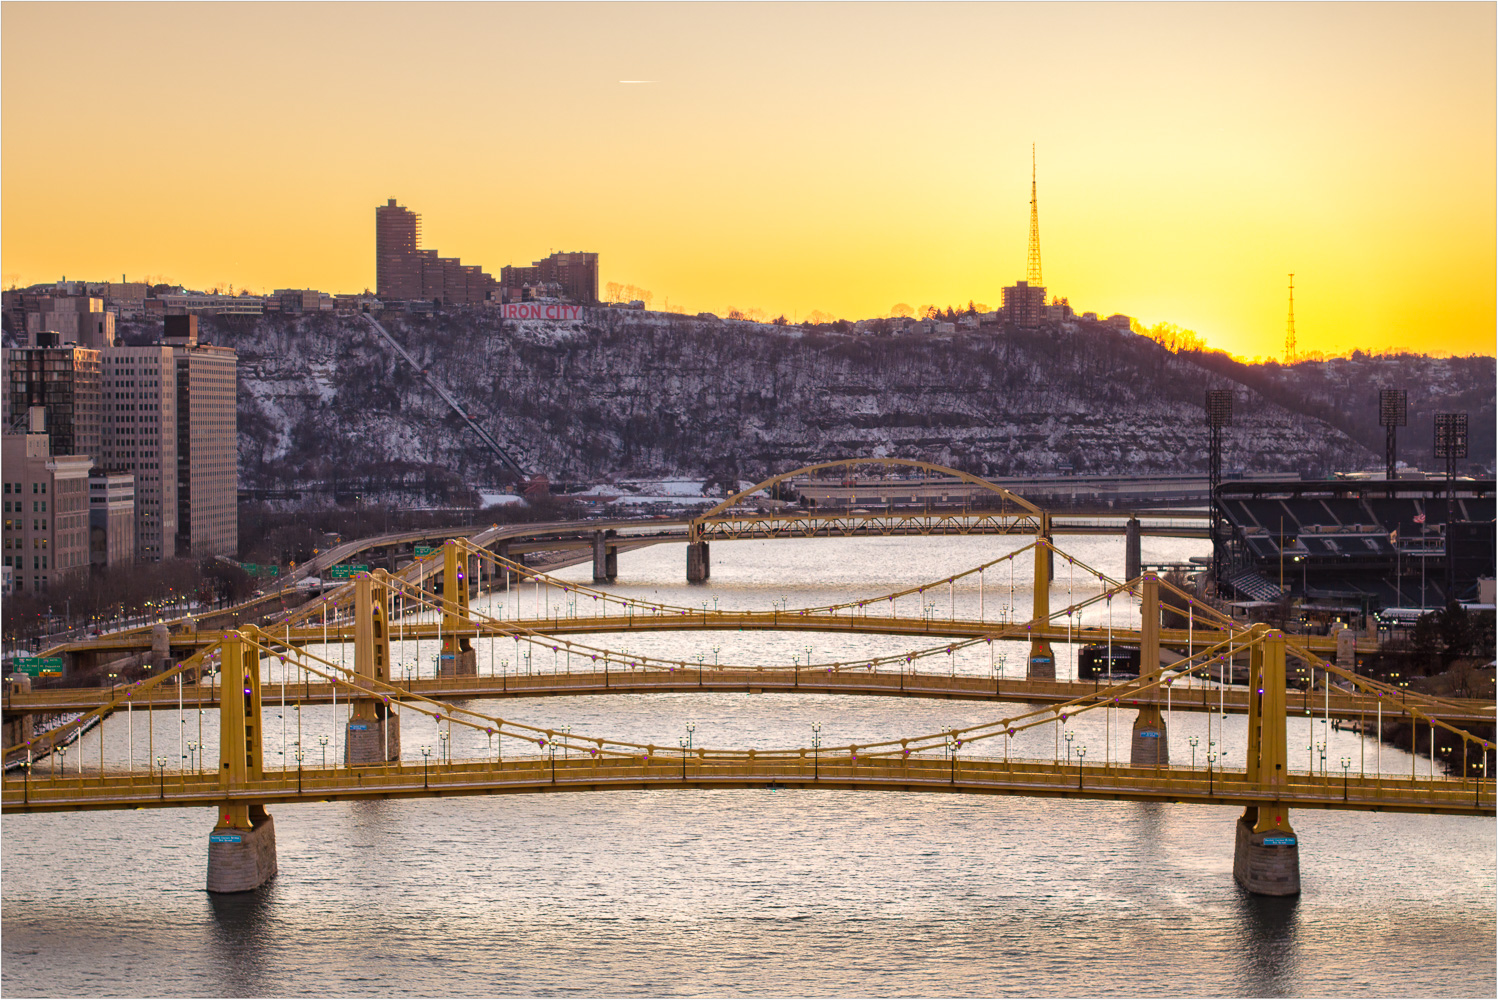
[
  {"left": 1284, "top": 273, "right": 1297, "bottom": 363},
  {"left": 1027, "top": 144, "right": 1043, "bottom": 287}
]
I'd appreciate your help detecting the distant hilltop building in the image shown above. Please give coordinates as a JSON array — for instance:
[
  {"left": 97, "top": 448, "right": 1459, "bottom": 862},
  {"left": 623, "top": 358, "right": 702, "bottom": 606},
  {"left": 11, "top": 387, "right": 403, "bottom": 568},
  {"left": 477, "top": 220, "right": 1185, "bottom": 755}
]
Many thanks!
[
  {"left": 500, "top": 252, "right": 599, "bottom": 305},
  {"left": 375, "top": 198, "right": 499, "bottom": 306}
]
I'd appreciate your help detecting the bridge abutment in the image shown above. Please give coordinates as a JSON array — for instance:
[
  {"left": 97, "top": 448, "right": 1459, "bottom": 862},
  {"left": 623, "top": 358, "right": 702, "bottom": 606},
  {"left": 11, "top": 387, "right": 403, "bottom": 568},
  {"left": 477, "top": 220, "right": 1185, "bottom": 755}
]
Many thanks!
[
  {"left": 207, "top": 804, "right": 277, "bottom": 893},
  {"left": 687, "top": 541, "right": 710, "bottom": 583},
  {"left": 1129, "top": 705, "right": 1168, "bottom": 765},
  {"left": 1233, "top": 806, "right": 1301, "bottom": 896}
]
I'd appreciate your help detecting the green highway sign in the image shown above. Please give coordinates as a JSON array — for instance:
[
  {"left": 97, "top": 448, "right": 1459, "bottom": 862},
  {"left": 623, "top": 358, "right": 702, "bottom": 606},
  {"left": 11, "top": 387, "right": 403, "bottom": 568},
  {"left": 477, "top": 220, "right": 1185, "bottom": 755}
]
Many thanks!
[
  {"left": 414, "top": 545, "right": 434, "bottom": 557},
  {"left": 262, "top": 565, "right": 279, "bottom": 578},
  {"left": 329, "top": 564, "right": 371, "bottom": 580},
  {"left": 242, "top": 563, "right": 258, "bottom": 575},
  {"left": 13, "top": 656, "right": 63, "bottom": 677}
]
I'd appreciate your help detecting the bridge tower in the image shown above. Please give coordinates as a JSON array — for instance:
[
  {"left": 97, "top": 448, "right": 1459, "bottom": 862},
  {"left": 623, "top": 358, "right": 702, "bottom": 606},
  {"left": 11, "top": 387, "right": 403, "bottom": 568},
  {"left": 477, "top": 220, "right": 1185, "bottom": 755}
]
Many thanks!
[
  {"left": 206, "top": 631, "right": 278, "bottom": 893},
  {"left": 1236, "top": 626, "right": 1300, "bottom": 895},
  {"left": 1028, "top": 515, "right": 1055, "bottom": 678},
  {"left": 440, "top": 540, "right": 477, "bottom": 675},
  {"left": 346, "top": 570, "right": 401, "bottom": 764},
  {"left": 1129, "top": 573, "right": 1169, "bottom": 765}
]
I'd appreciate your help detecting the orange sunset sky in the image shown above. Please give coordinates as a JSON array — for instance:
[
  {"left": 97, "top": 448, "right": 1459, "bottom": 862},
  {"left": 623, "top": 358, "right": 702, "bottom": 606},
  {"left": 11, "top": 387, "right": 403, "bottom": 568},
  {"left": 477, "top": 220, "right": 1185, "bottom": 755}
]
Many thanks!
[{"left": 3, "top": 2, "right": 1494, "bottom": 359}]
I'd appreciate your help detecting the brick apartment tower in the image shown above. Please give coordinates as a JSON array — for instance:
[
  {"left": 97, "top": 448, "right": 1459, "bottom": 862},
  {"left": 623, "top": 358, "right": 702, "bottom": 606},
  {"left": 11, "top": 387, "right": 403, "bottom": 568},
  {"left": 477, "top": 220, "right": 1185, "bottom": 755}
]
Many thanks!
[{"left": 376, "top": 199, "right": 424, "bottom": 300}]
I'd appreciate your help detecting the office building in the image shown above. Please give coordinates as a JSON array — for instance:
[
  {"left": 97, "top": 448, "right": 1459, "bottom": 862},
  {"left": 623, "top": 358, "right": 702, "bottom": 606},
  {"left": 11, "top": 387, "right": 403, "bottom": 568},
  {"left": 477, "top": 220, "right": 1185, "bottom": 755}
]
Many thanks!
[
  {"left": 89, "top": 472, "right": 136, "bottom": 568},
  {"left": 22, "top": 295, "right": 115, "bottom": 349},
  {"left": 168, "top": 317, "right": 237, "bottom": 558},
  {"left": 5, "top": 344, "right": 103, "bottom": 460},
  {"left": 1, "top": 407, "right": 93, "bottom": 593},
  {"left": 100, "top": 344, "right": 178, "bottom": 561}
]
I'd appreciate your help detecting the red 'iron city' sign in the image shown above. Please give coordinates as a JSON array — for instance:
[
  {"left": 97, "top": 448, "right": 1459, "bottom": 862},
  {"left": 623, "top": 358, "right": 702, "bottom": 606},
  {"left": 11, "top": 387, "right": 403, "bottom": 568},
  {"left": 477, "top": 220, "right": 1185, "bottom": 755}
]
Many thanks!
[{"left": 502, "top": 302, "right": 583, "bottom": 321}]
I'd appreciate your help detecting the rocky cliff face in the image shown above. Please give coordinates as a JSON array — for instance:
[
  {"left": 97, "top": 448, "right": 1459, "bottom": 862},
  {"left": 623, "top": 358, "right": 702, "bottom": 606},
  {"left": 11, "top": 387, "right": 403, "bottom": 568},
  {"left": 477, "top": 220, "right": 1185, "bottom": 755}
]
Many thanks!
[{"left": 119, "top": 310, "right": 1483, "bottom": 496}]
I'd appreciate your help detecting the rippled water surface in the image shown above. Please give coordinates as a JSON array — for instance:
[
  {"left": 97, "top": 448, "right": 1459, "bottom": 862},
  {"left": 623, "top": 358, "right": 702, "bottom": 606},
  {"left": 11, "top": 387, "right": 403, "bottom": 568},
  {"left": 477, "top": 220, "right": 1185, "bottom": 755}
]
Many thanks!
[{"left": 3, "top": 536, "right": 1494, "bottom": 997}]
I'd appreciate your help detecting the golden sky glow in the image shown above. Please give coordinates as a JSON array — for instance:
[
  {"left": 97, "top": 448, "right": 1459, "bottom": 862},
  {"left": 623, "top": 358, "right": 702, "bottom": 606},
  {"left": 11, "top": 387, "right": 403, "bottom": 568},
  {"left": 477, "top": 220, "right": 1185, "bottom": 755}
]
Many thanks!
[{"left": 3, "top": 2, "right": 1494, "bottom": 358}]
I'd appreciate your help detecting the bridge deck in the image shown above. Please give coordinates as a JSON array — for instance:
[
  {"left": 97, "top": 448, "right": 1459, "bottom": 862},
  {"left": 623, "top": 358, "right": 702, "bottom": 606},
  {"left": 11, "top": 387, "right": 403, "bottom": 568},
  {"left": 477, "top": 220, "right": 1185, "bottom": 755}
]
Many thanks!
[
  {"left": 8, "top": 670, "right": 1491, "bottom": 725},
  {"left": 40, "top": 615, "right": 1366, "bottom": 656},
  {"left": 4, "top": 755, "right": 1489, "bottom": 816}
]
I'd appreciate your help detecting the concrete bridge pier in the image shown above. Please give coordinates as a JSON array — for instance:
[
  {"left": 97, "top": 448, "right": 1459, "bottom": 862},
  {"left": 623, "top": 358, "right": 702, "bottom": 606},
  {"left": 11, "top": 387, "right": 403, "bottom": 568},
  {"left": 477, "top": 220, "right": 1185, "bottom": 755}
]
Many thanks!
[
  {"left": 346, "top": 707, "right": 400, "bottom": 764},
  {"left": 1125, "top": 518, "right": 1142, "bottom": 581},
  {"left": 687, "top": 541, "right": 711, "bottom": 583},
  {"left": 207, "top": 804, "right": 278, "bottom": 894},
  {"left": 1233, "top": 805, "right": 1301, "bottom": 896},
  {"left": 1129, "top": 705, "right": 1169, "bottom": 764},
  {"left": 592, "top": 530, "right": 618, "bottom": 583}
]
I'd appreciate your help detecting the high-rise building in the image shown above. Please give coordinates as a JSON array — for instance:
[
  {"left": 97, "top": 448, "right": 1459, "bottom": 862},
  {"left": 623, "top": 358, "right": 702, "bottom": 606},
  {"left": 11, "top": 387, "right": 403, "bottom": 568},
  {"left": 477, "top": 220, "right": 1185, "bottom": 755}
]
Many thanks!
[
  {"left": 5, "top": 344, "right": 103, "bottom": 459},
  {"left": 376, "top": 198, "right": 497, "bottom": 305},
  {"left": 1002, "top": 281, "right": 1047, "bottom": 329},
  {"left": 1, "top": 407, "right": 93, "bottom": 594},
  {"left": 169, "top": 318, "right": 237, "bottom": 558},
  {"left": 100, "top": 344, "right": 178, "bottom": 561}
]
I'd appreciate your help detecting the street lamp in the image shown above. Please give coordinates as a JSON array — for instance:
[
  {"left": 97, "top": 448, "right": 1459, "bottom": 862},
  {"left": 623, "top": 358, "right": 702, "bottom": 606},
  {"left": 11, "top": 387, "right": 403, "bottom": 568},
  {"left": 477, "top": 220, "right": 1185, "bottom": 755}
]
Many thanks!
[
  {"left": 1207, "top": 750, "right": 1218, "bottom": 796},
  {"left": 685, "top": 723, "right": 696, "bottom": 749},
  {"left": 57, "top": 744, "right": 68, "bottom": 779},
  {"left": 439, "top": 729, "right": 450, "bottom": 765},
  {"left": 187, "top": 739, "right": 199, "bottom": 774},
  {"left": 1340, "top": 755, "right": 1351, "bottom": 800},
  {"left": 812, "top": 722, "right": 822, "bottom": 780},
  {"left": 420, "top": 745, "right": 432, "bottom": 788},
  {"left": 156, "top": 754, "right": 167, "bottom": 799},
  {"left": 1188, "top": 735, "right": 1199, "bottom": 769},
  {"left": 1076, "top": 745, "right": 1087, "bottom": 788},
  {"left": 318, "top": 734, "right": 329, "bottom": 769},
  {"left": 679, "top": 736, "right": 688, "bottom": 780},
  {"left": 1316, "top": 740, "right": 1326, "bottom": 775},
  {"left": 294, "top": 748, "right": 305, "bottom": 793},
  {"left": 1064, "top": 729, "right": 1075, "bottom": 764}
]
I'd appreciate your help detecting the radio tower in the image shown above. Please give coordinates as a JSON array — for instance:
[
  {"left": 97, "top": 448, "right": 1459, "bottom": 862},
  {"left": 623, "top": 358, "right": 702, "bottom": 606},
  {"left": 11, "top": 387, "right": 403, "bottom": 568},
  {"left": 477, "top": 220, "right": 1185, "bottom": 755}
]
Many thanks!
[
  {"left": 1284, "top": 273, "right": 1297, "bottom": 363},
  {"left": 1027, "top": 144, "right": 1043, "bottom": 287}
]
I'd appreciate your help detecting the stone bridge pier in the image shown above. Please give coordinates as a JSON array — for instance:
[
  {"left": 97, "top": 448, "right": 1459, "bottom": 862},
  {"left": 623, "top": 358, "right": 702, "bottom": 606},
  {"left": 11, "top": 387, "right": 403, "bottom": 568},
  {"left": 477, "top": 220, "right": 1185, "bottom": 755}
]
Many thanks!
[
  {"left": 686, "top": 540, "right": 710, "bottom": 583},
  {"left": 592, "top": 530, "right": 618, "bottom": 583}
]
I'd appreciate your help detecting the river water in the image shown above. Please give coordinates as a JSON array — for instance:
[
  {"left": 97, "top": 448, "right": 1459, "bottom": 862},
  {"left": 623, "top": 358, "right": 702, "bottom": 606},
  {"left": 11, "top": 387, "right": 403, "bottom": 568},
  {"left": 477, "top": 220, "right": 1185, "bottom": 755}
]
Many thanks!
[{"left": 3, "top": 536, "right": 1493, "bottom": 997}]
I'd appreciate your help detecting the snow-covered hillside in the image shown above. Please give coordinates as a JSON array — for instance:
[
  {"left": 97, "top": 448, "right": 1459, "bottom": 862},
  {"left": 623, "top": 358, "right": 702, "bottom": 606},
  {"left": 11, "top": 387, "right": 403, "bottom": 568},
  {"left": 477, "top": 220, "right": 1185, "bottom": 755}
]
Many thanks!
[{"left": 119, "top": 310, "right": 1489, "bottom": 497}]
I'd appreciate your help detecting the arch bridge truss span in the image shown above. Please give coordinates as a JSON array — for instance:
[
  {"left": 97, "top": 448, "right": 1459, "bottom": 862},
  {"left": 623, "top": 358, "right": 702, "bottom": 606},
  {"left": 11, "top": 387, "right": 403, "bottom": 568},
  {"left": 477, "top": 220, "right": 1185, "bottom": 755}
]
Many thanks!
[{"left": 689, "top": 458, "right": 1047, "bottom": 543}]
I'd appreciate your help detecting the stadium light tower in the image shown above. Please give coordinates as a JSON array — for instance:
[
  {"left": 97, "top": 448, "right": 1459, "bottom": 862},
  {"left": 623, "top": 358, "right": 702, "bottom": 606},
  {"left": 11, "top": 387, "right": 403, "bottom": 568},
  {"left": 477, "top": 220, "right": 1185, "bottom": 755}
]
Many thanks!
[
  {"left": 1434, "top": 412, "right": 1468, "bottom": 594},
  {"left": 1205, "top": 390, "right": 1233, "bottom": 584},
  {"left": 1379, "top": 388, "right": 1407, "bottom": 481}
]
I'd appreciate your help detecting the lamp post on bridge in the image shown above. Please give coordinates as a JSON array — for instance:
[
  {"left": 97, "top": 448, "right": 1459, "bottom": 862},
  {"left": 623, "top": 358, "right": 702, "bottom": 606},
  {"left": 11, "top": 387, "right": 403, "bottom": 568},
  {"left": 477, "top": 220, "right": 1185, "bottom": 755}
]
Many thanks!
[
  {"left": 1341, "top": 755, "right": 1351, "bottom": 801},
  {"left": 318, "top": 734, "right": 329, "bottom": 769},
  {"left": 1076, "top": 745, "right": 1086, "bottom": 789},
  {"left": 812, "top": 723, "right": 822, "bottom": 781},
  {"left": 1064, "top": 729, "right": 1075, "bottom": 765},
  {"left": 1188, "top": 735, "right": 1199, "bottom": 770},
  {"left": 686, "top": 723, "right": 696, "bottom": 750},
  {"left": 1207, "top": 750, "right": 1217, "bottom": 797},
  {"left": 156, "top": 754, "right": 167, "bottom": 800},
  {"left": 295, "top": 748, "right": 305, "bottom": 794},
  {"left": 679, "top": 737, "right": 688, "bottom": 781},
  {"left": 1316, "top": 740, "right": 1326, "bottom": 776}
]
